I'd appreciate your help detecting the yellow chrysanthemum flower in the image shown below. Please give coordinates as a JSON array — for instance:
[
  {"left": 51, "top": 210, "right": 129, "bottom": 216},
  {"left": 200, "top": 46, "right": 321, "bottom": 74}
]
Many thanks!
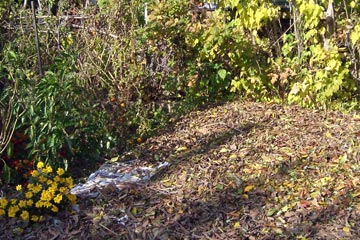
[
  {"left": 50, "top": 182, "right": 58, "bottom": 190},
  {"left": 31, "top": 170, "right": 39, "bottom": 177},
  {"left": 66, "top": 194, "right": 77, "bottom": 205},
  {"left": 56, "top": 168, "right": 65, "bottom": 176},
  {"left": 19, "top": 200, "right": 27, "bottom": 208},
  {"left": 35, "top": 201, "right": 43, "bottom": 208},
  {"left": 25, "top": 191, "right": 33, "bottom": 199},
  {"left": 0, "top": 209, "right": 5, "bottom": 216},
  {"left": 65, "top": 177, "right": 74, "bottom": 188},
  {"left": 8, "top": 205, "right": 20, "bottom": 218},
  {"left": 44, "top": 202, "right": 52, "bottom": 208},
  {"left": 30, "top": 184, "right": 42, "bottom": 194},
  {"left": 38, "top": 176, "right": 47, "bottom": 183},
  {"left": 20, "top": 210, "right": 29, "bottom": 221},
  {"left": 10, "top": 199, "right": 17, "bottom": 205},
  {"left": 31, "top": 215, "right": 39, "bottom": 222},
  {"left": 43, "top": 166, "right": 53, "bottom": 174},
  {"left": 37, "top": 161, "right": 44, "bottom": 169},
  {"left": 16, "top": 185, "right": 22, "bottom": 191},
  {"left": 54, "top": 194, "right": 63, "bottom": 204},
  {"left": 51, "top": 205, "right": 58, "bottom": 213},
  {"left": 0, "top": 198, "right": 8, "bottom": 208},
  {"left": 59, "top": 187, "right": 67, "bottom": 193},
  {"left": 26, "top": 199, "right": 33, "bottom": 207},
  {"left": 40, "top": 190, "right": 53, "bottom": 202},
  {"left": 54, "top": 176, "right": 61, "bottom": 182}
]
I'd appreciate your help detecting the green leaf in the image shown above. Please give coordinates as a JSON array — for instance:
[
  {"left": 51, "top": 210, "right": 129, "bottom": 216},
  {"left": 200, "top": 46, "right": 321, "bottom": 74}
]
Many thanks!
[
  {"left": 217, "top": 69, "right": 227, "bottom": 80},
  {"left": 6, "top": 142, "right": 13, "bottom": 158},
  {"left": 2, "top": 161, "right": 11, "bottom": 184},
  {"left": 267, "top": 208, "right": 277, "bottom": 216},
  {"left": 216, "top": 183, "right": 224, "bottom": 191},
  {"left": 49, "top": 135, "right": 55, "bottom": 148},
  {"left": 109, "top": 156, "right": 119, "bottom": 162},
  {"left": 8, "top": 51, "right": 17, "bottom": 60}
]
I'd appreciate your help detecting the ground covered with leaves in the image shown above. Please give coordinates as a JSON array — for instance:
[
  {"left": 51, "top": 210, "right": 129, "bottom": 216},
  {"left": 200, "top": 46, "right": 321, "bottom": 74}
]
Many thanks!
[{"left": 2, "top": 101, "right": 360, "bottom": 239}]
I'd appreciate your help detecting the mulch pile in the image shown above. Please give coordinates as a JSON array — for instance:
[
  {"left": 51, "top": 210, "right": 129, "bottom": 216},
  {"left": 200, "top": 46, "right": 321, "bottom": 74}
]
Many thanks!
[{"left": 1, "top": 101, "right": 360, "bottom": 239}]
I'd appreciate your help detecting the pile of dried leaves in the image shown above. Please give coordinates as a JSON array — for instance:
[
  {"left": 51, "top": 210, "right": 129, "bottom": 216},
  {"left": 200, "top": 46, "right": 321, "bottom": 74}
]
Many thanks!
[{"left": 1, "top": 101, "right": 360, "bottom": 239}]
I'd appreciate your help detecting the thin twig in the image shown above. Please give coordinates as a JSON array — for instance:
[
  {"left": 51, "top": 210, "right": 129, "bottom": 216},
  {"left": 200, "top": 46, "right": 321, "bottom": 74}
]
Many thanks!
[
  {"left": 98, "top": 223, "right": 121, "bottom": 236},
  {"left": 270, "top": 18, "right": 299, "bottom": 48}
]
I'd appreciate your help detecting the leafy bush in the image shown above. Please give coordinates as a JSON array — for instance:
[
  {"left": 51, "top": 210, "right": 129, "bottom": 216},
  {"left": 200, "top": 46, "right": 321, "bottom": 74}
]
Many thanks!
[
  {"left": 267, "top": 0, "right": 359, "bottom": 108},
  {"left": 0, "top": 5, "right": 116, "bottom": 183}
]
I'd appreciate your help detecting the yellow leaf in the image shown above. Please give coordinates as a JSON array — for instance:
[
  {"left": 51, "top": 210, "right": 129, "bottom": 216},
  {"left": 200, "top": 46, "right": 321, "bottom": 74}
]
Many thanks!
[
  {"left": 325, "top": 131, "right": 332, "bottom": 139},
  {"left": 352, "top": 189, "right": 360, "bottom": 197},
  {"left": 280, "top": 205, "right": 289, "bottom": 212},
  {"left": 343, "top": 226, "right": 351, "bottom": 235},
  {"left": 229, "top": 153, "right": 237, "bottom": 159},
  {"left": 234, "top": 221, "right": 241, "bottom": 229},
  {"left": 297, "top": 237, "right": 309, "bottom": 240},
  {"left": 244, "top": 185, "right": 255, "bottom": 193},
  {"left": 219, "top": 148, "right": 228, "bottom": 153},
  {"left": 351, "top": 31, "right": 360, "bottom": 45},
  {"left": 351, "top": 1, "right": 356, "bottom": 8},
  {"left": 176, "top": 146, "right": 188, "bottom": 152},
  {"left": 109, "top": 156, "right": 119, "bottom": 162},
  {"left": 131, "top": 207, "right": 137, "bottom": 215},
  {"left": 335, "top": 184, "right": 345, "bottom": 191}
]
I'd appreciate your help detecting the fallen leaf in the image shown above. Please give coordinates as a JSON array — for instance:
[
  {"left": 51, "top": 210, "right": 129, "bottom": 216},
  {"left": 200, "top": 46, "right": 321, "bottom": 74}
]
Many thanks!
[
  {"left": 219, "top": 147, "right": 229, "bottom": 153},
  {"left": 176, "top": 146, "right": 188, "bottom": 152},
  {"left": 216, "top": 183, "right": 224, "bottom": 191},
  {"left": 343, "top": 226, "right": 351, "bottom": 235},
  {"left": 12, "top": 227, "right": 23, "bottom": 235},
  {"left": 229, "top": 153, "right": 237, "bottom": 159},
  {"left": 352, "top": 189, "right": 360, "bottom": 198},
  {"left": 244, "top": 185, "right": 255, "bottom": 193},
  {"left": 267, "top": 208, "right": 277, "bottom": 217},
  {"left": 234, "top": 221, "right": 241, "bottom": 229},
  {"left": 325, "top": 131, "right": 333, "bottom": 138},
  {"left": 109, "top": 156, "right": 119, "bottom": 162},
  {"left": 131, "top": 207, "right": 138, "bottom": 215}
]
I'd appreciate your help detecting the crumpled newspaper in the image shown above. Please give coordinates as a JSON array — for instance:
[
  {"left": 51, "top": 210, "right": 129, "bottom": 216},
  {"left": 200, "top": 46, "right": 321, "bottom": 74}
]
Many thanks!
[{"left": 70, "top": 161, "right": 169, "bottom": 198}]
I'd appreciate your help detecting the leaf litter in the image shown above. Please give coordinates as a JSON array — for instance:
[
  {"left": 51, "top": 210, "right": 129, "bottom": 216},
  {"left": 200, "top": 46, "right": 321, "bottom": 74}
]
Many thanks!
[{"left": 1, "top": 100, "right": 360, "bottom": 239}]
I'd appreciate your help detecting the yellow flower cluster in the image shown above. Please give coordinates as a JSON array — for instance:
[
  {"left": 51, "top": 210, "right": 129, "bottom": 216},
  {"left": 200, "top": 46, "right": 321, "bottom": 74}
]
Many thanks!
[{"left": 0, "top": 161, "right": 77, "bottom": 222}]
